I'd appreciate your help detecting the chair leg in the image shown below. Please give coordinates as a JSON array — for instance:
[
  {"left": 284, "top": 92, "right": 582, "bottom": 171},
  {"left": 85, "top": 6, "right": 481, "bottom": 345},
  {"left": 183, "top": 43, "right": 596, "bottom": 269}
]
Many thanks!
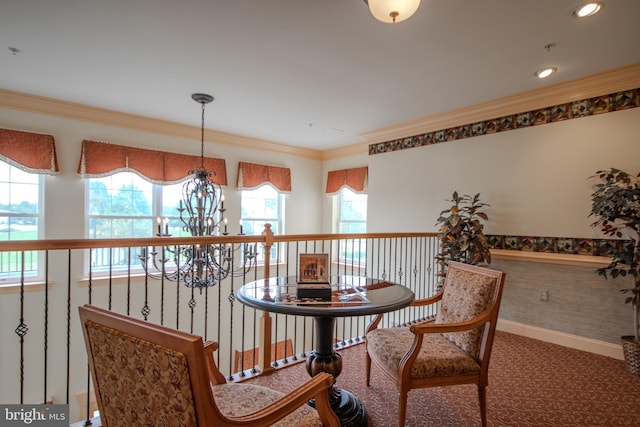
[
  {"left": 398, "top": 390, "right": 408, "bottom": 427},
  {"left": 365, "top": 350, "right": 371, "bottom": 386},
  {"left": 478, "top": 384, "right": 487, "bottom": 427}
]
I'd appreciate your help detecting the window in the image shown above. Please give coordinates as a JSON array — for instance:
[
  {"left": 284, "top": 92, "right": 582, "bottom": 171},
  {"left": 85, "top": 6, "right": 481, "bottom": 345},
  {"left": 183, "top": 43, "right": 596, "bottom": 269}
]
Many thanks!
[
  {"left": 337, "top": 188, "right": 367, "bottom": 233},
  {"left": 241, "top": 185, "right": 284, "bottom": 262},
  {"left": 336, "top": 187, "right": 367, "bottom": 264},
  {"left": 87, "top": 173, "right": 153, "bottom": 239},
  {"left": 0, "top": 161, "right": 43, "bottom": 282},
  {"left": 86, "top": 172, "right": 186, "bottom": 272}
]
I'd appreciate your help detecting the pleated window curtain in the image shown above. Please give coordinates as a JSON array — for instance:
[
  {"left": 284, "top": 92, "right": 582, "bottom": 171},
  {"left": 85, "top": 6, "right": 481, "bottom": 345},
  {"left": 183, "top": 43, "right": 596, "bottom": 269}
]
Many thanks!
[
  {"left": 77, "top": 139, "right": 228, "bottom": 185},
  {"left": 325, "top": 167, "right": 368, "bottom": 195},
  {"left": 236, "top": 161, "right": 291, "bottom": 193},
  {"left": 0, "top": 128, "right": 59, "bottom": 175}
]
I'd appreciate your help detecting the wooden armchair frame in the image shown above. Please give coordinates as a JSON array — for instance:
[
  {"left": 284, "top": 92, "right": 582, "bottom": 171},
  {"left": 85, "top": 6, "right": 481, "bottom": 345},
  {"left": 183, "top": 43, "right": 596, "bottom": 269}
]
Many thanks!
[
  {"left": 79, "top": 304, "right": 339, "bottom": 427},
  {"left": 365, "top": 261, "right": 506, "bottom": 426}
]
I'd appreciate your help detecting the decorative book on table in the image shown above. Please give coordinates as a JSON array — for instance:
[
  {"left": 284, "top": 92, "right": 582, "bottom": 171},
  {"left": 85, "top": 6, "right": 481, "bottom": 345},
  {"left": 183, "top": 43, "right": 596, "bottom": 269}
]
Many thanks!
[{"left": 297, "top": 253, "right": 331, "bottom": 300}]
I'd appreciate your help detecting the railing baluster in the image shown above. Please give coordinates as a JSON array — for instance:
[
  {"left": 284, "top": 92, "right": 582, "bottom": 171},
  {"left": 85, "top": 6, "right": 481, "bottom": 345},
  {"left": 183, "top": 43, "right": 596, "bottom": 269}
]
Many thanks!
[
  {"left": 158, "top": 246, "right": 165, "bottom": 326},
  {"left": 43, "top": 250, "right": 49, "bottom": 404},
  {"left": 175, "top": 247, "right": 180, "bottom": 329},
  {"left": 16, "top": 251, "right": 26, "bottom": 404},
  {"left": 65, "top": 249, "right": 71, "bottom": 406}
]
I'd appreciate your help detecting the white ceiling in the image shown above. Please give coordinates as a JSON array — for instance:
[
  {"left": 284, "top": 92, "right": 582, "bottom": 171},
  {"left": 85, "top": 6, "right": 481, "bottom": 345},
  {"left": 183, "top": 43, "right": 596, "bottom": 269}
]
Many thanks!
[{"left": 2, "top": 0, "right": 639, "bottom": 151}]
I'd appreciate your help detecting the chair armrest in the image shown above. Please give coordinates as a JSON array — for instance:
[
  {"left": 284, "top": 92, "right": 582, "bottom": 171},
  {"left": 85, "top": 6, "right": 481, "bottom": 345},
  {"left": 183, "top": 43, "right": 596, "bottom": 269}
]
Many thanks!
[
  {"left": 409, "top": 289, "right": 443, "bottom": 307},
  {"left": 203, "top": 340, "right": 227, "bottom": 385},
  {"left": 204, "top": 340, "right": 219, "bottom": 351},
  {"left": 409, "top": 306, "right": 494, "bottom": 335},
  {"left": 228, "top": 372, "right": 340, "bottom": 427},
  {"left": 366, "top": 290, "right": 443, "bottom": 335},
  {"left": 365, "top": 313, "right": 384, "bottom": 334}
]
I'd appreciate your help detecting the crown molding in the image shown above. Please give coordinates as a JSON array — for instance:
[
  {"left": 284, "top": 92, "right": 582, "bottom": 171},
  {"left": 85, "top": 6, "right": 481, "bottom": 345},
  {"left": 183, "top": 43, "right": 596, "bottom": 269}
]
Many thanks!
[
  {"left": 321, "top": 142, "right": 369, "bottom": 160},
  {"left": 2, "top": 62, "right": 639, "bottom": 161},
  {"left": 0, "top": 88, "right": 323, "bottom": 160},
  {"left": 361, "top": 63, "right": 640, "bottom": 144}
]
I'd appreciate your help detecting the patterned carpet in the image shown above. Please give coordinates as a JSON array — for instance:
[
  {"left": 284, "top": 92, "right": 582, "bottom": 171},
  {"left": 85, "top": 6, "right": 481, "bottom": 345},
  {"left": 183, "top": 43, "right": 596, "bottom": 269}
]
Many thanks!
[{"left": 245, "top": 331, "right": 640, "bottom": 426}]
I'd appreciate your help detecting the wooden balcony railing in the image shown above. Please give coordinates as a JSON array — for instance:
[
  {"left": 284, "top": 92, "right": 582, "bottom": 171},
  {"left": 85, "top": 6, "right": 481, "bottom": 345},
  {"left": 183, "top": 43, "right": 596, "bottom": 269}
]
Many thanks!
[{"left": 0, "top": 227, "right": 439, "bottom": 424}]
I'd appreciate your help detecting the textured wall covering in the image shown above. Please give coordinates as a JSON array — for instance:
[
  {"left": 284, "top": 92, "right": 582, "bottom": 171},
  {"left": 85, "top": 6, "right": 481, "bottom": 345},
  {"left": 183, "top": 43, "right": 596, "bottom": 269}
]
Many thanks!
[
  {"left": 369, "top": 88, "right": 640, "bottom": 155},
  {"left": 491, "top": 258, "right": 632, "bottom": 344}
]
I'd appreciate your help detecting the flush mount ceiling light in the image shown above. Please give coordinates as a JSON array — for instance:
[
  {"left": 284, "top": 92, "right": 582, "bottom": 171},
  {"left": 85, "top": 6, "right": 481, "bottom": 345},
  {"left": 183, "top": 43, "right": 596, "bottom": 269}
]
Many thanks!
[
  {"left": 535, "top": 67, "right": 557, "bottom": 79},
  {"left": 572, "top": 2, "right": 604, "bottom": 18},
  {"left": 364, "top": 0, "right": 421, "bottom": 23}
]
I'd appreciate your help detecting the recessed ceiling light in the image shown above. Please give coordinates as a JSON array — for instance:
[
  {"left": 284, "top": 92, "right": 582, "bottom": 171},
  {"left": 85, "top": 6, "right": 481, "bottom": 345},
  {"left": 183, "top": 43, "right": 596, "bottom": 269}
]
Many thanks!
[
  {"left": 536, "top": 67, "right": 557, "bottom": 79},
  {"left": 572, "top": 2, "right": 604, "bottom": 18}
]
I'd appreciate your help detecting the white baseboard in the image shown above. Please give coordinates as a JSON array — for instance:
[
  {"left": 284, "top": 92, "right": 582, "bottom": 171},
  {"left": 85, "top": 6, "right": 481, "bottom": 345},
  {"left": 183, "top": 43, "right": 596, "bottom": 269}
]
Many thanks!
[{"left": 497, "top": 319, "right": 624, "bottom": 360}]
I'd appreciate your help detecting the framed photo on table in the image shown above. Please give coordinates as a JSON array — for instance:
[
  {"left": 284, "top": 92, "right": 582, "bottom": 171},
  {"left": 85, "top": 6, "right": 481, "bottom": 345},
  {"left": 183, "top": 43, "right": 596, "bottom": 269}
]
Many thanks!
[{"left": 298, "top": 253, "right": 329, "bottom": 283}]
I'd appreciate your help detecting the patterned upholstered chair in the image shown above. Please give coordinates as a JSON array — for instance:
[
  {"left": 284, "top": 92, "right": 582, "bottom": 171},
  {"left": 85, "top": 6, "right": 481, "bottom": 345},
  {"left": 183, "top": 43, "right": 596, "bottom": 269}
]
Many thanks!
[
  {"left": 365, "top": 261, "right": 506, "bottom": 427},
  {"left": 78, "top": 304, "right": 339, "bottom": 427}
]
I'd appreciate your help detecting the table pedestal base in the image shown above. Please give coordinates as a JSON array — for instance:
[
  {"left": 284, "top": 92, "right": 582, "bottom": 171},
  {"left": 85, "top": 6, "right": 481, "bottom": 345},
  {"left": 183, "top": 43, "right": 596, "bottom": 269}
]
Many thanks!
[
  {"left": 306, "top": 316, "right": 368, "bottom": 427},
  {"left": 329, "top": 388, "right": 368, "bottom": 427},
  {"left": 308, "top": 386, "right": 367, "bottom": 427}
]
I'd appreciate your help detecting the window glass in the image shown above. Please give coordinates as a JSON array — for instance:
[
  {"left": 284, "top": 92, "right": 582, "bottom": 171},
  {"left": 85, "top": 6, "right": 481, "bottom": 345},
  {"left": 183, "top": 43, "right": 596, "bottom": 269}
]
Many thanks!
[
  {"left": 87, "top": 173, "right": 153, "bottom": 239},
  {"left": 241, "top": 185, "right": 283, "bottom": 262},
  {"left": 87, "top": 172, "right": 154, "bottom": 273},
  {"left": 338, "top": 188, "right": 367, "bottom": 233},
  {"left": 337, "top": 188, "right": 367, "bottom": 264},
  {"left": 241, "top": 185, "right": 282, "bottom": 235},
  {"left": 0, "top": 161, "right": 42, "bottom": 281},
  {"left": 161, "top": 182, "right": 190, "bottom": 237},
  {"left": 87, "top": 173, "right": 226, "bottom": 273}
]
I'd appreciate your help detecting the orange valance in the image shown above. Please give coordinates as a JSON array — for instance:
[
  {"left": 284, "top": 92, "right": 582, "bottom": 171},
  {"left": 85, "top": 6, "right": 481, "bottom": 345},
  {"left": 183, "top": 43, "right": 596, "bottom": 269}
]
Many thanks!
[
  {"left": 325, "top": 167, "right": 368, "bottom": 194},
  {"left": 236, "top": 162, "right": 291, "bottom": 193},
  {"left": 0, "top": 128, "right": 59, "bottom": 175},
  {"left": 77, "top": 140, "right": 227, "bottom": 185}
]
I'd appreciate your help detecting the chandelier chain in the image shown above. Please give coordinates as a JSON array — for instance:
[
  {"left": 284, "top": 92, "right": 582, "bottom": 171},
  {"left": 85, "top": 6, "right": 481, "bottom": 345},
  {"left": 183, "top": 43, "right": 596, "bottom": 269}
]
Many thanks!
[{"left": 200, "top": 101, "right": 205, "bottom": 169}]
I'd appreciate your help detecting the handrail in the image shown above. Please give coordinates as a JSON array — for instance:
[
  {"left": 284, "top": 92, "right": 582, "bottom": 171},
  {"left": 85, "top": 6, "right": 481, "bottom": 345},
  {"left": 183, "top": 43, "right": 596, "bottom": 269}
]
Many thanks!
[
  {"left": 0, "top": 235, "right": 267, "bottom": 251},
  {"left": 273, "top": 232, "right": 437, "bottom": 242},
  {"left": 0, "top": 231, "right": 438, "bottom": 251}
]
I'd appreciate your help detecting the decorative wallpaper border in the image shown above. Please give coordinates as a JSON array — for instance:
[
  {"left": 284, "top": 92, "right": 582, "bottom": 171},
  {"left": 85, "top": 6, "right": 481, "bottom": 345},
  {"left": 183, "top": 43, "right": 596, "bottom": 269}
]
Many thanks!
[
  {"left": 369, "top": 88, "right": 640, "bottom": 155},
  {"left": 487, "top": 235, "right": 634, "bottom": 258}
]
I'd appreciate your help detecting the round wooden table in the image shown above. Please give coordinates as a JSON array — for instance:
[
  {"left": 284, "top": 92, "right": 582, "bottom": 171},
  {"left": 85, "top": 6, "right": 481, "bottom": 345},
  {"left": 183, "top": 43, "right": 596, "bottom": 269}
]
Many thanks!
[{"left": 236, "top": 275, "right": 415, "bottom": 427}]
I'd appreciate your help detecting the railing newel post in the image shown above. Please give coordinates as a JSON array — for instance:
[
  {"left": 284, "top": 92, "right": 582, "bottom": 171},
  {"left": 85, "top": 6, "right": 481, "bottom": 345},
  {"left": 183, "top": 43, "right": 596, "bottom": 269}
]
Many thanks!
[{"left": 256, "top": 223, "right": 275, "bottom": 374}]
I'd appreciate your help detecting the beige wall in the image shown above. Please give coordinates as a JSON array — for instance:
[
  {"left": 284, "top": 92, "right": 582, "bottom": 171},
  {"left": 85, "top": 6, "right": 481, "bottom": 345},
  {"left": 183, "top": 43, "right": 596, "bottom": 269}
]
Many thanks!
[
  {"left": 365, "top": 107, "right": 640, "bottom": 345},
  {"left": 367, "top": 107, "right": 640, "bottom": 237}
]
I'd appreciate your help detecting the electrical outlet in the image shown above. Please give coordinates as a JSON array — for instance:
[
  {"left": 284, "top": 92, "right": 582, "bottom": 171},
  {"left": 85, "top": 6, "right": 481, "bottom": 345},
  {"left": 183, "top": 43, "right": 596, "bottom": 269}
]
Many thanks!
[{"left": 539, "top": 289, "right": 549, "bottom": 302}]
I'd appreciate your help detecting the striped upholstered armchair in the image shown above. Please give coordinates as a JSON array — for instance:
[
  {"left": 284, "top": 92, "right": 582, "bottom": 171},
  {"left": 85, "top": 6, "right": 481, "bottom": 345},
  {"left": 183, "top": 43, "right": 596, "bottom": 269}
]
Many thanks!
[
  {"left": 365, "top": 261, "right": 506, "bottom": 427},
  {"left": 79, "top": 304, "right": 339, "bottom": 427}
]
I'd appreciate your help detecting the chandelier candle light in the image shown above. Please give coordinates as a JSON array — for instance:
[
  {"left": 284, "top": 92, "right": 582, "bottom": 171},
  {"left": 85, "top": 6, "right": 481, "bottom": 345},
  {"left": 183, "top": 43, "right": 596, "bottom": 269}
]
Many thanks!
[{"left": 139, "top": 93, "right": 257, "bottom": 292}]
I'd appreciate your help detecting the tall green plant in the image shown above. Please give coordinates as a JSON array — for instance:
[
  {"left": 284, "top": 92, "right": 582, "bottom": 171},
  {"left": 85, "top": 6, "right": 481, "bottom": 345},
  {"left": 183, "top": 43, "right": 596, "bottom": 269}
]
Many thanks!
[
  {"left": 435, "top": 192, "right": 491, "bottom": 280},
  {"left": 589, "top": 168, "right": 640, "bottom": 341}
]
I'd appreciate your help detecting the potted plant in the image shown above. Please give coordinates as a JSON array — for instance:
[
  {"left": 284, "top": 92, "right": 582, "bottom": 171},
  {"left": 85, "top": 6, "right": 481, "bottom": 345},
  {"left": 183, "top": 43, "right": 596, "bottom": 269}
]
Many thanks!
[
  {"left": 434, "top": 191, "right": 491, "bottom": 282},
  {"left": 589, "top": 168, "right": 640, "bottom": 375}
]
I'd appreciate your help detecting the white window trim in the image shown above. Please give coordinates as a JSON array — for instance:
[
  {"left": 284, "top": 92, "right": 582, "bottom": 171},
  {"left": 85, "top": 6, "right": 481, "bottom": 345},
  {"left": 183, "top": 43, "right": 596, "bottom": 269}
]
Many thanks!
[{"left": 0, "top": 164, "right": 44, "bottom": 284}]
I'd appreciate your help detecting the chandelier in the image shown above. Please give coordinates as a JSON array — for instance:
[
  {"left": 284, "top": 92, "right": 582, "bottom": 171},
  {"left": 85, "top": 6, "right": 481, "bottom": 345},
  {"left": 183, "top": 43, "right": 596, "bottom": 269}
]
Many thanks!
[
  {"left": 364, "top": 0, "right": 421, "bottom": 23},
  {"left": 139, "top": 93, "right": 257, "bottom": 292}
]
